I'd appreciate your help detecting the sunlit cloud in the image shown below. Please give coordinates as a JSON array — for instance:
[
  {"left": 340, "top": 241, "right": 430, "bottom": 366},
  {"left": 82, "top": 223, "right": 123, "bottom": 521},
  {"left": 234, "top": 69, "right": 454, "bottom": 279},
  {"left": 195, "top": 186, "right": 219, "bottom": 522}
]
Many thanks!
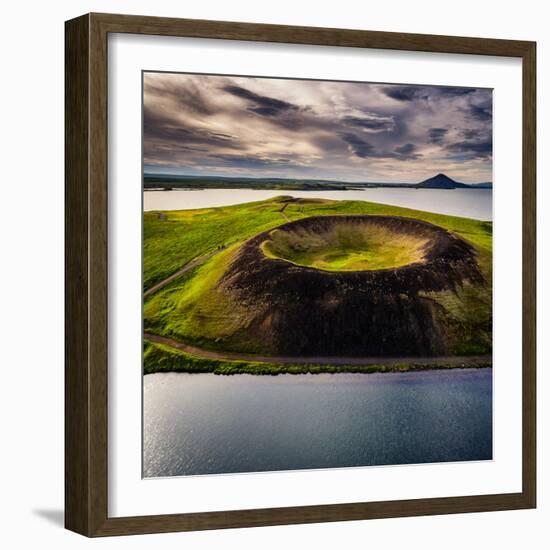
[{"left": 143, "top": 73, "right": 492, "bottom": 184}]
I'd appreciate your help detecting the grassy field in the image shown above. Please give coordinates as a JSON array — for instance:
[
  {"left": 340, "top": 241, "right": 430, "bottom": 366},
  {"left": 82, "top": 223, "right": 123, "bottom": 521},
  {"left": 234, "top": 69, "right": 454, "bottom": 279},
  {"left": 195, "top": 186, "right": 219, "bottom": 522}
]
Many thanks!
[{"left": 143, "top": 196, "right": 492, "bottom": 372}]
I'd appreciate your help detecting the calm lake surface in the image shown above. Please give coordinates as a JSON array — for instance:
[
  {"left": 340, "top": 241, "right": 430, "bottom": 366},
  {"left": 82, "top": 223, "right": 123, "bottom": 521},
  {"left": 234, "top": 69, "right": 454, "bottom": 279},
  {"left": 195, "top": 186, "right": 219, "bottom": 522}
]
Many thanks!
[
  {"left": 144, "top": 188, "right": 492, "bottom": 220},
  {"left": 143, "top": 369, "right": 492, "bottom": 477}
]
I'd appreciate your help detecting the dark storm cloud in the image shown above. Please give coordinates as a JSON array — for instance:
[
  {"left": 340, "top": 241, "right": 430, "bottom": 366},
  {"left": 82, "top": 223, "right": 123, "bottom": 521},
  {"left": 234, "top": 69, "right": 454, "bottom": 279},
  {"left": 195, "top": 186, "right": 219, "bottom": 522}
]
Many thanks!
[
  {"left": 383, "top": 85, "right": 479, "bottom": 102},
  {"left": 394, "top": 143, "right": 415, "bottom": 154},
  {"left": 144, "top": 119, "right": 237, "bottom": 147},
  {"left": 339, "top": 133, "right": 377, "bottom": 158},
  {"left": 341, "top": 133, "right": 421, "bottom": 161},
  {"left": 458, "top": 94, "right": 493, "bottom": 122},
  {"left": 445, "top": 140, "right": 492, "bottom": 159},
  {"left": 143, "top": 106, "right": 224, "bottom": 142},
  {"left": 222, "top": 85, "right": 299, "bottom": 117},
  {"left": 143, "top": 105, "right": 242, "bottom": 165},
  {"left": 341, "top": 115, "right": 395, "bottom": 132},
  {"left": 445, "top": 109, "right": 492, "bottom": 160},
  {"left": 428, "top": 128, "right": 449, "bottom": 144},
  {"left": 222, "top": 84, "right": 335, "bottom": 133},
  {"left": 382, "top": 86, "right": 427, "bottom": 102},
  {"left": 436, "top": 87, "right": 477, "bottom": 98},
  {"left": 464, "top": 104, "right": 492, "bottom": 121},
  {"left": 224, "top": 86, "right": 396, "bottom": 135},
  {"left": 394, "top": 143, "right": 422, "bottom": 160},
  {"left": 461, "top": 128, "right": 481, "bottom": 140},
  {"left": 143, "top": 73, "right": 493, "bottom": 183}
]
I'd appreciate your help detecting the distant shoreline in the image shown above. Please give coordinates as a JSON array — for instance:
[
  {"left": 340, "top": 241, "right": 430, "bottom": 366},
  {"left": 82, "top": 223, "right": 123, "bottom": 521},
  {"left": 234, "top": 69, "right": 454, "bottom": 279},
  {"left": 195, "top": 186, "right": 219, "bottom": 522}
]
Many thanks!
[
  {"left": 143, "top": 173, "right": 492, "bottom": 192},
  {"left": 144, "top": 183, "right": 493, "bottom": 192}
]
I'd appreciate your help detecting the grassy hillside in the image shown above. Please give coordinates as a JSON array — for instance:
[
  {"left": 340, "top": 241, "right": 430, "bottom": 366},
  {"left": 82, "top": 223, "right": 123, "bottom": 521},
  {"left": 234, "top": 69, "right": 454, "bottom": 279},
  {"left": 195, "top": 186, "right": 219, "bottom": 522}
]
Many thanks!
[
  {"left": 143, "top": 197, "right": 492, "bottom": 290},
  {"left": 143, "top": 196, "right": 492, "bottom": 370}
]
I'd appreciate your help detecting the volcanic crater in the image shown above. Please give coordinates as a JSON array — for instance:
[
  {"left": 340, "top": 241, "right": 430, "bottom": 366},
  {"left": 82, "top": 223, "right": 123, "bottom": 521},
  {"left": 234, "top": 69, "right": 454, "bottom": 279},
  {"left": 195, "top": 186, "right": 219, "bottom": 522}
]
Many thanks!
[{"left": 219, "top": 215, "right": 485, "bottom": 357}]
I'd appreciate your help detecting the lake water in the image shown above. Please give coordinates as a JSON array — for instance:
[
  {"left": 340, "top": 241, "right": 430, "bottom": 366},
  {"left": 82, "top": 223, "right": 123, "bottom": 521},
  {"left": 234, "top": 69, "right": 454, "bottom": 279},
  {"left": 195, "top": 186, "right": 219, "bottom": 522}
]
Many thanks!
[
  {"left": 143, "top": 369, "right": 492, "bottom": 477},
  {"left": 144, "top": 188, "right": 492, "bottom": 220}
]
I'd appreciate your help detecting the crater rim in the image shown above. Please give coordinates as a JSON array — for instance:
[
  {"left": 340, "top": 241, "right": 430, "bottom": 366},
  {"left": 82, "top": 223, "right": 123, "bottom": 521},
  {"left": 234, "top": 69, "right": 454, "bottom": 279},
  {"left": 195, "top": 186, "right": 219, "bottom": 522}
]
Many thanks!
[{"left": 259, "top": 214, "right": 444, "bottom": 273}]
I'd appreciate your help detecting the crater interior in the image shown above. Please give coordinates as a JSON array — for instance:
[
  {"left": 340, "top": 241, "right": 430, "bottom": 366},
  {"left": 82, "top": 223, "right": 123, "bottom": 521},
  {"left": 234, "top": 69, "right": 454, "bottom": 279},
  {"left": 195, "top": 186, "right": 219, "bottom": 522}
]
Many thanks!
[
  {"left": 219, "top": 215, "right": 484, "bottom": 356},
  {"left": 260, "top": 218, "right": 431, "bottom": 272}
]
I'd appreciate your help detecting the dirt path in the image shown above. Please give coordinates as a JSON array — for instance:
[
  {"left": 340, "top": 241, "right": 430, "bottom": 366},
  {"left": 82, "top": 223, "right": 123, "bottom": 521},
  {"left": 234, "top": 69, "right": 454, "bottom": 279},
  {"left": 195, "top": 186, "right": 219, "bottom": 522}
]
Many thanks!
[
  {"left": 146, "top": 206, "right": 291, "bottom": 299},
  {"left": 279, "top": 202, "right": 291, "bottom": 222},
  {"left": 144, "top": 332, "right": 491, "bottom": 367},
  {"left": 144, "top": 246, "right": 226, "bottom": 298},
  {"left": 144, "top": 202, "right": 293, "bottom": 299}
]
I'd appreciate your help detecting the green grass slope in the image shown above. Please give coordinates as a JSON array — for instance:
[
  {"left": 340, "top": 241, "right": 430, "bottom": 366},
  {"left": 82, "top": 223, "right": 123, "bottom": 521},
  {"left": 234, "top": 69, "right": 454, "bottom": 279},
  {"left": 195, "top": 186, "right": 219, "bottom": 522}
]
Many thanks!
[{"left": 144, "top": 196, "right": 492, "bottom": 367}]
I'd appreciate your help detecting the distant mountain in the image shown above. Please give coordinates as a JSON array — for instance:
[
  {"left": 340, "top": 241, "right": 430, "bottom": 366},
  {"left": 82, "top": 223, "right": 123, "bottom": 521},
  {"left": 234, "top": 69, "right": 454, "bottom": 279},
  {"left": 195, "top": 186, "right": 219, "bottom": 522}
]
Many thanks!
[
  {"left": 143, "top": 172, "right": 492, "bottom": 191},
  {"left": 417, "top": 173, "right": 469, "bottom": 189},
  {"left": 468, "top": 182, "right": 493, "bottom": 189}
]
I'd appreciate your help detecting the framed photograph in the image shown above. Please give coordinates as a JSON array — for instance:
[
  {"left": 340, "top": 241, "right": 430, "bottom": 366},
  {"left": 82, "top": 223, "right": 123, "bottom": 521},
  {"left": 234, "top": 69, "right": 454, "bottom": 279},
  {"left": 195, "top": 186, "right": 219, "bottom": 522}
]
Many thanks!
[{"left": 65, "top": 13, "right": 536, "bottom": 537}]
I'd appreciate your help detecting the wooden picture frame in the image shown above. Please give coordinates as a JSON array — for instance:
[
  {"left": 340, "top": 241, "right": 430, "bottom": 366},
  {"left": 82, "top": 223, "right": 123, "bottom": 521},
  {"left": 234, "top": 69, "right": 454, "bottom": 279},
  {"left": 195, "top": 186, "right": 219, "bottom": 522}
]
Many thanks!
[{"left": 65, "top": 12, "right": 536, "bottom": 537}]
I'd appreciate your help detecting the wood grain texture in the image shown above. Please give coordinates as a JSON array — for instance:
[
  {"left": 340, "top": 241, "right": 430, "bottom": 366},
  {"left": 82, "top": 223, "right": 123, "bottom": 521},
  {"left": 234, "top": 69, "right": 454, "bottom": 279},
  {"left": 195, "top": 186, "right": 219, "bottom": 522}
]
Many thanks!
[
  {"left": 65, "top": 14, "right": 91, "bottom": 535},
  {"left": 91, "top": 12, "right": 533, "bottom": 56},
  {"left": 64, "top": 12, "right": 537, "bottom": 537},
  {"left": 521, "top": 42, "right": 537, "bottom": 508}
]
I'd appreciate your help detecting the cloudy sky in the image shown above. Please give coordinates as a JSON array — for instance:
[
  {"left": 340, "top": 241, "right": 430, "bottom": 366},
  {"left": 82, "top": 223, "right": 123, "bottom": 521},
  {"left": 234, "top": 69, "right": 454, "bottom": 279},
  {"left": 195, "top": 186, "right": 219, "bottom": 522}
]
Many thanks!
[{"left": 143, "top": 72, "right": 492, "bottom": 184}]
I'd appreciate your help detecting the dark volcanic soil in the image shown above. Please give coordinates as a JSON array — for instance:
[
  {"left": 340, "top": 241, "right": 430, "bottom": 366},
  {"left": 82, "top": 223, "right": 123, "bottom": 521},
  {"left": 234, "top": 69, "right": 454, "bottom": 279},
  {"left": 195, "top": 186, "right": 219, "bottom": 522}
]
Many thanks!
[{"left": 219, "top": 215, "right": 484, "bottom": 357}]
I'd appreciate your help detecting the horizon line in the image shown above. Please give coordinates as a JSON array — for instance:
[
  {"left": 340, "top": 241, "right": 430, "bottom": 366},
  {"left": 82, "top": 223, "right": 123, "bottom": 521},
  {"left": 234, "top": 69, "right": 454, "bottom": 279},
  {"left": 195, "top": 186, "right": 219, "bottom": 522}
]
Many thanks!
[{"left": 142, "top": 171, "right": 492, "bottom": 186}]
